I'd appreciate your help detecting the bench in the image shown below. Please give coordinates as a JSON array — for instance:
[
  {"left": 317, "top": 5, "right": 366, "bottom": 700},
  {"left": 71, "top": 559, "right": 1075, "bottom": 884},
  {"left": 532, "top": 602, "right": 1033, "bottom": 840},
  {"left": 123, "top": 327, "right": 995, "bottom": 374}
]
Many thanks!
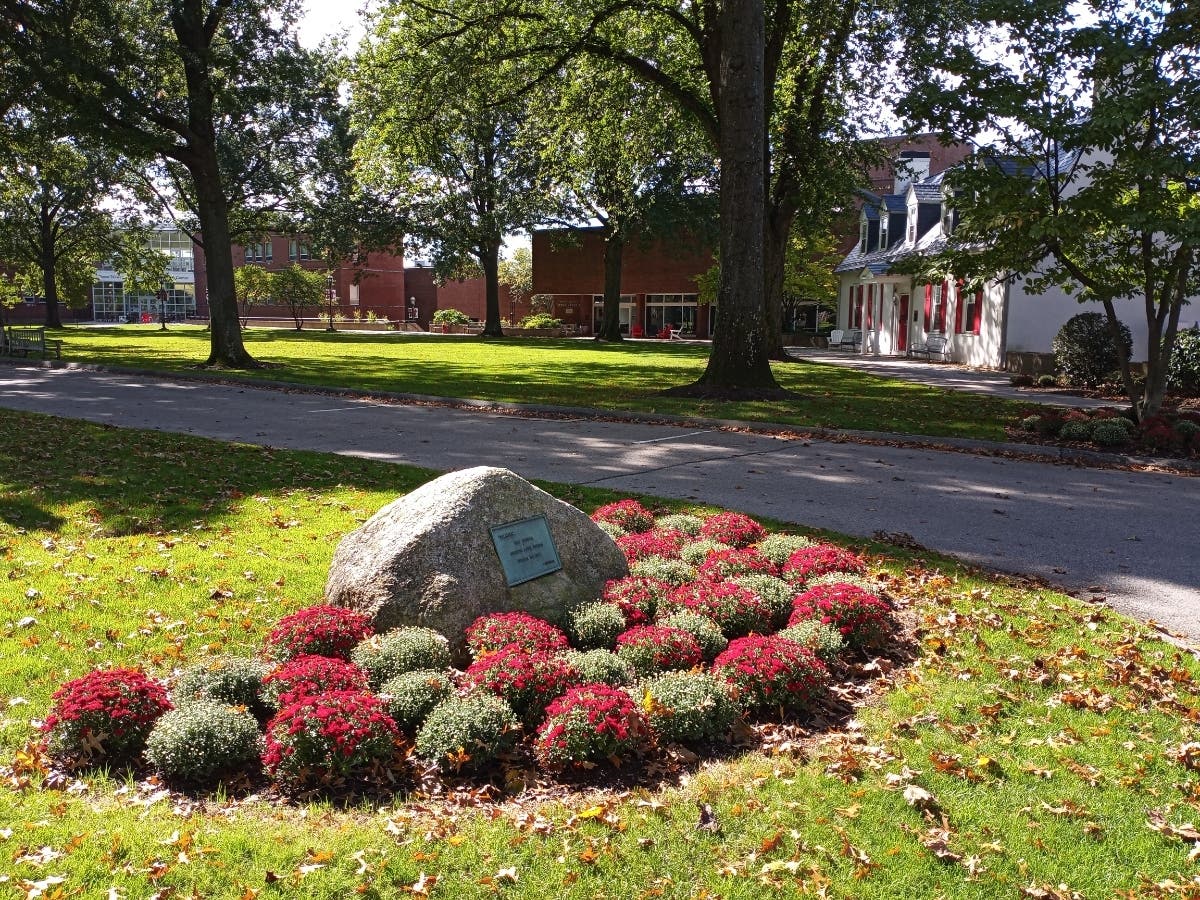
[
  {"left": 669, "top": 326, "right": 695, "bottom": 340},
  {"left": 828, "top": 328, "right": 861, "bottom": 351},
  {"left": 3, "top": 326, "right": 62, "bottom": 359},
  {"left": 907, "top": 334, "right": 949, "bottom": 361}
]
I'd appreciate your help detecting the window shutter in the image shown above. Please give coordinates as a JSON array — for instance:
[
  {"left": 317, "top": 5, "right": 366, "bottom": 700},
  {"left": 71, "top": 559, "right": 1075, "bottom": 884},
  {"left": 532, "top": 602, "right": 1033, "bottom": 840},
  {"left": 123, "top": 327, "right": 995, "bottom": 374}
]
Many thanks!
[
  {"left": 973, "top": 289, "right": 984, "bottom": 334},
  {"left": 954, "top": 281, "right": 965, "bottom": 333},
  {"left": 923, "top": 284, "right": 933, "bottom": 330}
]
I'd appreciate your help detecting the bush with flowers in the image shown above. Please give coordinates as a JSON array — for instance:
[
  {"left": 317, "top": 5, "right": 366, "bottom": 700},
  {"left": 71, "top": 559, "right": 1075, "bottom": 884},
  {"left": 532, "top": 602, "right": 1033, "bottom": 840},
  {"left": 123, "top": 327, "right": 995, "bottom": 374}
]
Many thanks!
[
  {"left": 172, "top": 656, "right": 270, "bottom": 716},
  {"left": 713, "top": 635, "right": 828, "bottom": 712},
  {"left": 654, "top": 513, "right": 704, "bottom": 536},
  {"left": 782, "top": 544, "right": 868, "bottom": 583},
  {"left": 568, "top": 602, "right": 627, "bottom": 650},
  {"left": 465, "top": 645, "right": 579, "bottom": 725},
  {"left": 42, "top": 667, "right": 172, "bottom": 766},
  {"left": 603, "top": 576, "right": 670, "bottom": 625},
  {"left": 263, "top": 605, "right": 373, "bottom": 663},
  {"left": 658, "top": 610, "right": 728, "bottom": 662},
  {"left": 777, "top": 619, "right": 846, "bottom": 663},
  {"left": 591, "top": 499, "right": 655, "bottom": 534},
  {"left": 379, "top": 669, "right": 455, "bottom": 733},
  {"left": 661, "top": 580, "right": 774, "bottom": 638},
  {"left": 415, "top": 694, "right": 519, "bottom": 772},
  {"left": 696, "top": 547, "right": 778, "bottom": 581},
  {"left": 535, "top": 683, "right": 651, "bottom": 769},
  {"left": 563, "top": 649, "right": 636, "bottom": 686},
  {"left": 789, "top": 583, "right": 893, "bottom": 649},
  {"left": 616, "top": 528, "right": 686, "bottom": 561},
  {"left": 731, "top": 574, "right": 797, "bottom": 628},
  {"left": 465, "top": 612, "right": 569, "bottom": 658},
  {"left": 351, "top": 627, "right": 451, "bottom": 688},
  {"left": 145, "top": 701, "right": 263, "bottom": 783},
  {"left": 629, "top": 556, "right": 697, "bottom": 585},
  {"left": 261, "top": 655, "right": 369, "bottom": 709},
  {"left": 615, "top": 625, "right": 703, "bottom": 676},
  {"left": 699, "top": 512, "right": 766, "bottom": 548},
  {"left": 754, "top": 533, "right": 815, "bottom": 568},
  {"left": 678, "top": 538, "right": 732, "bottom": 566},
  {"left": 262, "top": 690, "right": 399, "bottom": 786},
  {"left": 638, "top": 671, "right": 739, "bottom": 746}
]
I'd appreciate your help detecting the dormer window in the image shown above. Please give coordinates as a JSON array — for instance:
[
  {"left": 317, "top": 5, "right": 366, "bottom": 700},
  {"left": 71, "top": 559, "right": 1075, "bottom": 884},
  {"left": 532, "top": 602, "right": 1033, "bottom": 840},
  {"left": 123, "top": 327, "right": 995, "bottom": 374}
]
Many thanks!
[
  {"left": 907, "top": 210, "right": 917, "bottom": 243},
  {"left": 859, "top": 216, "right": 868, "bottom": 252},
  {"left": 879, "top": 216, "right": 888, "bottom": 247}
]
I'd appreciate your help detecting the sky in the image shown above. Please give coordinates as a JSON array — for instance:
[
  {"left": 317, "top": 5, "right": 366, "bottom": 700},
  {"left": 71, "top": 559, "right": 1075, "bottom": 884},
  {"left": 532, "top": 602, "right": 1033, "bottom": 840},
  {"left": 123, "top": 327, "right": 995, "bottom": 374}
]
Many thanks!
[{"left": 297, "top": 1, "right": 367, "bottom": 50}]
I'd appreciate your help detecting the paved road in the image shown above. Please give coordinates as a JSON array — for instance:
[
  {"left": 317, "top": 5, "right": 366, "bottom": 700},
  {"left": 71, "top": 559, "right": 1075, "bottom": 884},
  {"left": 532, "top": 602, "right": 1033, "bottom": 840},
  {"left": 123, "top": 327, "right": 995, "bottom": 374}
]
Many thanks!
[{"left": 0, "top": 365, "right": 1196, "bottom": 638}]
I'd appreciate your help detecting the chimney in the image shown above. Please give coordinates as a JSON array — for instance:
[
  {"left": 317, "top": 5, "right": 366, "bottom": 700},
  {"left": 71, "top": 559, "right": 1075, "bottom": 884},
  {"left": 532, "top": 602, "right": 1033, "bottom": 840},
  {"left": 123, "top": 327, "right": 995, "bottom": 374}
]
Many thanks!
[{"left": 894, "top": 150, "right": 932, "bottom": 194}]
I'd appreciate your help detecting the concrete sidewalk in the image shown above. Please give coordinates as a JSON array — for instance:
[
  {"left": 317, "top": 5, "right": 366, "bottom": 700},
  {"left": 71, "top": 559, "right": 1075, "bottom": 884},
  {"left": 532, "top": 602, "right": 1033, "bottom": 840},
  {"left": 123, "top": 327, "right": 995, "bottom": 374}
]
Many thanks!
[
  {"left": 0, "top": 364, "right": 1195, "bottom": 640},
  {"left": 787, "top": 348, "right": 1116, "bottom": 408}
]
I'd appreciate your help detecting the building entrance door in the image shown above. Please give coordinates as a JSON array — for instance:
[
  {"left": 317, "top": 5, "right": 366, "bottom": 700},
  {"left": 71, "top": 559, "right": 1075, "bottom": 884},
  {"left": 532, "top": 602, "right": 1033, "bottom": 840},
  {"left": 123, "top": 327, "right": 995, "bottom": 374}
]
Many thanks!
[{"left": 897, "top": 293, "right": 909, "bottom": 353}]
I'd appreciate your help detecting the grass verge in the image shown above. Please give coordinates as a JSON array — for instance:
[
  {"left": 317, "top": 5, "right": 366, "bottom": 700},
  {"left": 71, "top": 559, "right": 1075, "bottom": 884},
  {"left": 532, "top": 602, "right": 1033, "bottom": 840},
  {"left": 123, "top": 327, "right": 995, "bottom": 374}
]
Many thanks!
[
  {"left": 49, "top": 325, "right": 1024, "bottom": 440},
  {"left": 0, "top": 409, "right": 1197, "bottom": 898}
]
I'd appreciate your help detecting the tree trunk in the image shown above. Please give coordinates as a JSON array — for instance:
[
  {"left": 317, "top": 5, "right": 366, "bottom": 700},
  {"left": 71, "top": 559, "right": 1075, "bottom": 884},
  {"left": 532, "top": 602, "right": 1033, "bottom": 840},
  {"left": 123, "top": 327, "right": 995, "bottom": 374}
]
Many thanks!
[
  {"left": 1099, "top": 296, "right": 1140, "bottom": 420},
  {"left": 763, "top": 206, "right": 794, "bottom": 360},
  {"left": 480, "top": 242, "right": 504, "bottom": 338},
  {"left": 39, "top": 204, "right": 62, "bottom": 328},
  {"left": 597, "top": 232, "right": 625, "bottom": 342},
  {"left": 1140, "top": 246, "right": 1192, "bottom": 419},
  {"left": 190, "top": 152, "right": 256, "bottom": 367},
  {"left": 688, "top": 0, "right": 781, "bottom": 395}
]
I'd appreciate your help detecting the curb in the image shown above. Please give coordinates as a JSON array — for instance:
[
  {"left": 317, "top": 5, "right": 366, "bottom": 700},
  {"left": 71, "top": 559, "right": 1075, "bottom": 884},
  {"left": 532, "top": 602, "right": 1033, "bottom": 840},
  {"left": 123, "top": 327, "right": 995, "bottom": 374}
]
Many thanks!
[{"left": 5, "top": 356, "right": 1198, "bottom": 476}]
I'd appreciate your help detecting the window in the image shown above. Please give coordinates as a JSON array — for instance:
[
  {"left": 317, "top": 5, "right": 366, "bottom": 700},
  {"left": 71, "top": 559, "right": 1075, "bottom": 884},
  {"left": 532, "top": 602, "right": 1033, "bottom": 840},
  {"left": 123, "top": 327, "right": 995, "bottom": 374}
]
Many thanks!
[
  {"left": 956, "top": 286, "right": 982, "bottom": 335},
  {"left": 289, "top": 239, "right": 298, "bottom": 261},
  {"left": 246, "top": 242, "right": 273, "bottom": 263},
  {"left": 907, "top": 203, "right": 917, "bottom": 243},
  {"left": 645, "top": 293, "right": 697, "bottom": 336},
  {"left": 859, "top": 216, "right": 868, "bottom": 252},
  {"left": 928, "top": 282, "right": 947, "bottom": 333},
  {"left": 851, "top": 285, "right": 864, "bottom": 329},
  {"left": 879, "top": 216, "right": 888, "bottom": 248}
]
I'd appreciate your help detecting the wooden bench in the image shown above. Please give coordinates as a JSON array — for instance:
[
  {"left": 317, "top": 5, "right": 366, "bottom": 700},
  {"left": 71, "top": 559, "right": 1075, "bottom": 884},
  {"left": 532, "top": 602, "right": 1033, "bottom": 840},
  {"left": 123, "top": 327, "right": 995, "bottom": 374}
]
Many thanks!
[
  {"left": 907, "top": 334, "right": 949, "bottom": 361},
  {"left": 3, "top": 326, "right": 62, "bottom": 359}
]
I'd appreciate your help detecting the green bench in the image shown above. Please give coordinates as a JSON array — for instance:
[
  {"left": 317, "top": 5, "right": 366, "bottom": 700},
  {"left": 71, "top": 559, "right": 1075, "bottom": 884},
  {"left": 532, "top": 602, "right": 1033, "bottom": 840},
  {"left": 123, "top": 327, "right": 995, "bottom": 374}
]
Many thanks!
[{"left": 3, "top": 326, "right": 63, "bottom": 359}]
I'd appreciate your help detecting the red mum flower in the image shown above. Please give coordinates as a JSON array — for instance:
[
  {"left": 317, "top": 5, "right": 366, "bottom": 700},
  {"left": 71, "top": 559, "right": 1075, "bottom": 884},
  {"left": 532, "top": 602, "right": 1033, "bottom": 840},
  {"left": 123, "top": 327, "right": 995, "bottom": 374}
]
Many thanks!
[
  {"left": 43, "top": 668, "right": 172, "bottom": 765},
  {"left": 591, "top": 500, "right": 655, "bottom": 534},
  {"left": 781, "top": 545, "right": 867, "bottom": 583},
  {"left": 789, "top": 583, "right": 893, "bottom": 649},
  {"left": 699, "top": 512, "right": 766, "bottom": 548},
  {"left": 263, "top": 605, "right": 373, "bottom": 663},
  {"left": 713, "top": 635, "right": 827, "bottom": 712},
  {"left": 465, "top": 612, "right": 569, "bottom": 658}
]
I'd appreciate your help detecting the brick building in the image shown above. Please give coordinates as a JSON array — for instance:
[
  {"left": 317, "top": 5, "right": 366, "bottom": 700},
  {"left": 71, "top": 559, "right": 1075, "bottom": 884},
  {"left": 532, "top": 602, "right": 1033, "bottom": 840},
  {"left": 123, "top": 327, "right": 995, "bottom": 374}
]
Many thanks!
[
  {"left": 404, "top": 266, "right": 519, "bottom": 325},
  {"left": 531, "top": 228, "right": 716, "bottom": 338}
]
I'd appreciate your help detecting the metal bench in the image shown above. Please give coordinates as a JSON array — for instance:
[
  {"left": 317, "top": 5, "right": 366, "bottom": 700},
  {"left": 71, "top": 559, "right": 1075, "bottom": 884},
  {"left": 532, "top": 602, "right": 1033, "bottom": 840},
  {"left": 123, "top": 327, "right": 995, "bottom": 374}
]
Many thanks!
[
  {"left": 907, "top": 334, "right": 949, "bottom": 361},
  {"left": 3, "top": 326, "right": 62, "bottom": 359}
]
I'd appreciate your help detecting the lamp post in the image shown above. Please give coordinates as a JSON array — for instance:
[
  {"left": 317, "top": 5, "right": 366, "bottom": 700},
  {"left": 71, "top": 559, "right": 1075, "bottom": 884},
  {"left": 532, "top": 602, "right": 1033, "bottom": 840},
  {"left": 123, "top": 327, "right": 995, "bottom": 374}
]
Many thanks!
[
  {"left": 158, "top": 277, "right": 174, "bottom": 331},
  {"left": 325, "top": 273, "right": 336, "bottom": 332}
]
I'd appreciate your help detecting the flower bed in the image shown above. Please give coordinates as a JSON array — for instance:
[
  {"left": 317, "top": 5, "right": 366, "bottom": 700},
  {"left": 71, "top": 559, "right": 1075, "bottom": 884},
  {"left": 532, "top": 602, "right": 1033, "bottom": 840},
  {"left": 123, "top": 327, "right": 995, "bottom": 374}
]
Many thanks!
[
  {"left": 535, "top": 683, "right": 650, "bottom": 769},
  {"left": 713, "top": 635, "right": 828, "bottom": 712},
  {"left": 1012, "top": 406, "right": 1200, "bottom": 457},
  {"left": 264, "top": 604, "right": 373, "bottom": 663},
  {"left": 465, "top": 611, "right": 569, "bottom": 658},
  {"left": 43, "top": 668, "right": 172, "bottom": 767},
  {"left": 790, "top": 583, "right": 894, "bottom": 649},
  {"left": 263, "top": 690, "right": 399, "bottom": 786}
]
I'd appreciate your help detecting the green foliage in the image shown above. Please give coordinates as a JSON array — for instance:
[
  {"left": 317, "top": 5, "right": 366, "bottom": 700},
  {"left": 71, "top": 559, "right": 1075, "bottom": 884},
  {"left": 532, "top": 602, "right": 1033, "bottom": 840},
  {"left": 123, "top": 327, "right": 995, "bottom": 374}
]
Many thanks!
[
  {"left": 567, "top": 602, "right": 627, "bottom": 651},
  {"left": 562, "top": 649, "right": 636, "bottom": 687},
  {"left": 379, "top": 669, "right": 454, "bottom": 733},
  {"left": 234, "top": 266, "right": 275, "bottom": 313},
  {"left": 639, "top": 671, "right": 738, "bottom": 746},
  {"left": 1059, "top": 419, "right": 1095, "bottom": 442},
  {"left": 731, "top": 573, "right": 797, "bottom": 629},
  {"left": 777, "top": 620, "right": 846, "bottom": 664},
  {"left": 1091, "top": 419, "right": 1131, "bottom": 446},
  {"left": 517, "top": 313, "right": 563, "bottom": 329},
  {"left": 498, "top": 247, "right": 532, "bottom": 308},
  {"left": 112, "top": 230, "right": 171, "bottom": 304},
  {"left": 270, "top": 264, "right": 328, "bottom": 328},
  {"left": 654, "top": 513, "right": 704, "bottom": 536},
  {"left": 754, "top": 534, "right": 815, "bottom": 568},
  {"left": 144, "top": 701, "right": 263, "bottom": 783},
  {"left": 677, "top": 538, "right": 731, "bottom": 566},
  {"left": 173, "top": 657, "right": 270, "bottom": 714},
  {"left": 431, "top": 308, "right": 470, "bottom": 325},
  {"left": 351, "top": 627, "right": 452, "bottom": 689},
  {"left": 628, "top": 556, "right": 696, "bottom": 586},
  {"left": 415, "top": 694, "right": 519, "bottom": 772},
  {"left": 1037, "top": 374, "right": 1059, "bottom": 387},
  {"left": 658, "top": 610, "right": 728, "bottom": 662},
  {"left": 1167, "top": 329, "right": 1200, "bottom": 396},
  {"left": 1053, "top": 313, "right": 1132, "bottom": 389}
]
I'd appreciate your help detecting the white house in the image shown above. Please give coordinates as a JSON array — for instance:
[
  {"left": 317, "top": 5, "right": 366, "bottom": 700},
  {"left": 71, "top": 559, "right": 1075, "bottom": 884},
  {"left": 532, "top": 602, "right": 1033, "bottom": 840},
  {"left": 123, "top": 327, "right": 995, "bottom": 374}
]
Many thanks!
[{"left": 833, "top": 155, "right": 1162, "bottom": 371}]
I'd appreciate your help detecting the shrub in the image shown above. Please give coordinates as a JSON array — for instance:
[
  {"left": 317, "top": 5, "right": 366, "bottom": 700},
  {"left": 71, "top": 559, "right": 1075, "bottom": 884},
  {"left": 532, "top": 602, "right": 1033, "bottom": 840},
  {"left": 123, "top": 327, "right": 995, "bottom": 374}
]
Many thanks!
[
  {"left": 261, "top": 655, "right": 369, "bottom": 709},
  {"left": 1052, "top": 312, "right": 1132, "bottom": 388},
  {"left": 615, "top": 625, "right": 704, "bottom": 676},
  {"left": 1037, "top": 374, "right": 1059, "bottom": 387},
  {"left": 732, "top": 574, "right": 797, "bottom": 629},
  {"left": 518, "top": 312, "right": 563, "bottom": 329},
  {"left": 1175, "top": 420, "right": 1200, "bottom": 441},
  {"left": 145, "top": 701, "right": 262, "bottom": 783},
  {"left": 595, "top": 519, "right": 626, "bottom": 541},
  {"left": 805, "top": 571, "right": 879, "bottom": 593},
  {"left": 568, "top": 602, "right": 627, "bottom": 650},
  {"left": 262, "top": 690, "right": 399, "bottom": 786},
  {"left": 790, "top": 583, "right": 894, "bottom": 650},
  {"left": 43, "top": 668, "right": 172, "bottom": 766},
  {"left": 172, "top": 657, "right": 269, "bottom": 714},
  {"left": 696, "top": 547, "right": 778, "bottom": 581},
  {"left": 1167, "top": 328, "right": 1200, "bottom": 395},
  {"left": 777, "top": 620, "right": 846, "bottom": 664},
  {"left": 465, "top": 645, "right": 579, "bottom": 725},
  {"left": 678, "top": 538, "right": 732, "bottom": 566},
  {"left": 628, "top": 556, "right": 697, "bottom": 586},
  {"left": 1058, "top": 419, "right": 1094, "bottom": 442},
  {"left": 639, "top": 672, "right": 738, "bottom": 746},
  {"left": 415, "top": 694, "right": 519, "bottom": 772},
  {"left": 754, "top": 534, "right": 815, "bottom": 568},
  {"left": 591, "top": 500, "right": 655, "bottom": 534},
  {"left": 379, "top": 669, "right": 455, "bottom": 733},
  {"left": 465, "top": 612, "right": 569, "bottom": 658},
  {"left": 431, "top": 308, "right": 470, "bottom": 325},
  {"left": 1139, "top": 416, "right": 1182, "bottom": 453},
  {"left": 662, "top": 580, "right": 774, "bottom": 638},
  {"left": 713, "top": 636, "right": 828, "bottom": 712},
  {"left": 535, "top": 684, "right": 650, "bottom": 769},
  {"left": 1020, "top": 414, "right": 1042, "bottom": 432},
  {"left": 782, "top": 544, "right": 868, "bottom": 583},
  {"left": 658, "top": 610, "right": 728, "bottom": 662},
  {"left": 1010, "top": 373, "right": 1035, "bottom": 387},
  {"left": 1092, "top": 419, "right": 1132, "bottom": 446},
  {"left": 699, "top": 512, "right": 766, "bottom": 548},
  {"left": 264, "top": 605, "right": 373, "bottom": 663},
  {"left": 602, "top": 576, "right": 669, "bottom": 625},
  {"left": 563, "top": 650, "right": 636, "bottom": 686},
  {"left": 352, "top": 627, "right": 451, "bottom": 688},
  {"left": 616, "top": 529, "right": 686, "bottom": 561},
  {"left": 655, "top": 513, "right": 704, "bottom": 536}
]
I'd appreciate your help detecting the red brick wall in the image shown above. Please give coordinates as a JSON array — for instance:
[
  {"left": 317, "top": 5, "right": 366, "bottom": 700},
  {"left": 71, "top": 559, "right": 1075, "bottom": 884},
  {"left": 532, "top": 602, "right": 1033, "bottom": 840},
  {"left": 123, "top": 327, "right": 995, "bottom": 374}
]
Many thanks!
[
  {"left": 405, "top": 268, "right": 437, "bottom": 328},
  {"left": 435, "top": 276, "right": 513, "bottom": 322},
  {"left": 532, "top": 229, "right": 714, "bottom": 296}
]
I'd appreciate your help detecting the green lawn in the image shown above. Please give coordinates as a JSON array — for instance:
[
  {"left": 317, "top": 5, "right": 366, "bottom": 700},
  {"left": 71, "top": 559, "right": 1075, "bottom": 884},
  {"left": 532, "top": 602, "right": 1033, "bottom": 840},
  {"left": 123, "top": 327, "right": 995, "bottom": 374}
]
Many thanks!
[
  {"left": 52, "top": 325, "right": 1024, "bottom": 440},
  {"left": 1, "top": 410, "right": 1197, "bottom": 898}
]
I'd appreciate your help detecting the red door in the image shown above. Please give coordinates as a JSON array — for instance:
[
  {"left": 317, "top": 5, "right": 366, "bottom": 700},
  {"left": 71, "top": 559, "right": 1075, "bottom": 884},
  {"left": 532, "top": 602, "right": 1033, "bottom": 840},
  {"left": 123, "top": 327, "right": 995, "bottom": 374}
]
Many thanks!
[{"left": 897, "top": 293, "right": 909, "bottom": 352}]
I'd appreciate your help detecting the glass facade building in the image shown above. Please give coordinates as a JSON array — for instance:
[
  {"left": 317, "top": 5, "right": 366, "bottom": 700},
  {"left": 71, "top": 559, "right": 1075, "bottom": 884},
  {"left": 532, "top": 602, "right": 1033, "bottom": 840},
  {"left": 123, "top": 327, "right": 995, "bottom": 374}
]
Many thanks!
[{"left": 91, "top": 228, "right": 198, "bottom": 322}]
